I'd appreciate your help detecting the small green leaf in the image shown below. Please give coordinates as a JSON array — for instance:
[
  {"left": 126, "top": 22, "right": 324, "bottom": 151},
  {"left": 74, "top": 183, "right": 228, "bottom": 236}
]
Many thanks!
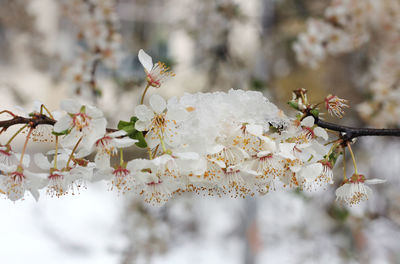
[
  {"left": 130, "top": 116, "right": 138, "bottom": 123},
  {"left": 310, "top": 108, "right": 319, "bottom": 118},
  {"left": 133, "top": 131, "right": 147, "bottom": 148},
  {"left": 288, "top": 101, "right": 299, "bottom": 110},
  {"left": 117, "top": 117, "right": 147, "bottom": 148},
  {"left": 52, "top": 129, "right": 70, "bottom": 136}
]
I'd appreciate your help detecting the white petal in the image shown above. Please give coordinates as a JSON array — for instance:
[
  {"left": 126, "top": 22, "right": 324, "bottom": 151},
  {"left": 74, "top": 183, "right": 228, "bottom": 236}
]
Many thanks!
[
  {"left": 246, "top": 124, "right": 263, "bottom": 137},
  {"left": 138, "top": 49, "right": 153, "bottom": 72},
  {"left": 95, "top": 153, "right": 111, "bottom": 170},
  {"left": 149, "top": 94, "right": 166, "bottom": 114},
  {"left": 54, "top": 115, "right": 73, "bottom": 132},
  {"left": 152, "top": 154, "right": 173, "bottom": 166},
  {"left": 109, "top": 130, "right": 127, "bottom": 138},
  {"left": 259, "top": 136, "right": 276, "bottom": 152},
  {"left": 365, "top": 178, "right": 386, "bottom": 185},
  {"left": 278, "top": 143, "right": 296, "bottom": 160},
  {"left": 299, "top": 163, "right": 323, "bottom": 181},
  {"left": 86, "top": 105, "right": 104, "bottom": 118},
  {"left": 135, "top": 120, "right": 151, "bottom": 131},
  {"left": 207, "top": 144, "right": 225, "bottom": 154},
  {"left": 135, "top": 105, "right": 154, "bottom": 121},
  {"left": 256, "top": 151, "right": 271, "bottom": 158},
  {"left": 92, "top": 168, "right": 113, "bottom": 182},
  {"left": 113, "top": 137, "right": 138, "bottom": 148},
  {"left": 174, "top": 152, "right": 199, "bottom": 160},
  {"left": 60, "top": 99, "right": 81, "bottom": 113},
  {"left": 166, "top": 108, "right": 188, "bottom": 122},
  {"left": 314, "top": 127, "right": 328, "bottom": 140},
  {"left": 34, "top": 153, "right": 51, "bottom": 170},
  {"left": 301, "top": 116, "right": 315, "bottom": 127},
  {"left": 14, "top": 153, "right": 30, "bottom": 167}
]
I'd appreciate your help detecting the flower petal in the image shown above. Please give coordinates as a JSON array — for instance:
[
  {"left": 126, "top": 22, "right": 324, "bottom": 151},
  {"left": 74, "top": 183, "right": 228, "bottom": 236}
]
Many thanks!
[
  {"left": 365, "top": 178, "right": 386, "bottom": 184},
  {"left": 135, "top": 105, "right": 153, "bottom": 121},
  {"left": 54, "top": 115, "right": 73, "bottom": 132},
  {"left": 138, "top": 49, "right": 153, "bottom": 72},
  {"left": 301, "top": 116, "right": 315, "bottom": 127},
  {"left": 246, "top": 124, "right": 263, "bottom": 137},
  {"left": 314, "top": 127, "right": 328, "bottom": 140},
  {"left": 60, "top": 99, "right": 81, "bottom": 113},
  {"left": 135, "top": 120, "right": 151, "bottom": 131},
  {"left": 113, "top": 137, "right": 138, "bottom": 148},
  {"left": 34, "top": 153, "right": 51, "bottom": 170},
  {"left": 149, "top": 94, "right": 166, "bottom": 114}
]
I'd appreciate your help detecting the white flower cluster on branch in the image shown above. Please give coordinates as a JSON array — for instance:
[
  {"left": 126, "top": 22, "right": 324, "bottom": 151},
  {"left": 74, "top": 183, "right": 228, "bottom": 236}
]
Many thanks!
[{"left": 0, "top": 50, "right": 386, "bottom": 206}]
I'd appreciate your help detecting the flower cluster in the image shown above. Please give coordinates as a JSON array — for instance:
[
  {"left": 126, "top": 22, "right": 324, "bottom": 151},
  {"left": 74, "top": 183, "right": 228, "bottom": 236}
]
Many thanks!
[
  {"left": 0, "top": 51, "right": 385, "bottom": 206},
  {"left": 62, "top": 0, "right": 122, "bottom": 98},
  {"left": 294, "top": 0, "right": 400, "bottom": 127}
]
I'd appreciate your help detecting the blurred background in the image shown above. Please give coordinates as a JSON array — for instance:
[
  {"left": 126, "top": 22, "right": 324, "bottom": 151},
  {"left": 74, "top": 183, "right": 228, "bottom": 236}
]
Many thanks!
[{"left": 0, "top": 0, "right": 400, "bottom": 263}]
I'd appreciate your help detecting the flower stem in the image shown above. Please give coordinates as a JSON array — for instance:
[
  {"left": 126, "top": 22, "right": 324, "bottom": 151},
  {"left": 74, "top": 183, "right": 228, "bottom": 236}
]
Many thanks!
[
  {"left": 0, "top": 110, "right": 16, "bottom": 117},
  {"left": 119, "top": 148, "right": 124, "bottom": 166},
  {"left": 6, "top": 124, "right": 28, "bottom": 145},
  {"left": 40, "top": 104, "right": 54, "bottom": 119},
  {"left": 54, "top": 136, "right": 59, "bottom": 169},
  {"left": 158, "top": 134, "right": 167, "bottom": 153},
  {"left": 66, "top": 137, "right": 83, "bottom": 169},
  {"left": 140, "top": 83, "right": 151, "bottom": 105},
  {"left": 346, "top": 142, "right": 358, "bottom": 175},
  {"left": 19, "top": 127, "right": 33, "bottom": 166},
  {"left": 343, "top": 148, "right": 347, "bottom": 180},
  {"left": 147, "top": 148, "right": 153, "bottom": 160}
]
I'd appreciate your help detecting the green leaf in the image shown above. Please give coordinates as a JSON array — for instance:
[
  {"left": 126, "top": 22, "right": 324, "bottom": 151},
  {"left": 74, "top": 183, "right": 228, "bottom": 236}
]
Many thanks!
[
  {"left": 288, "top": 101, "right": 299, "bottom": 110},
  {"left": 52, "top": 129, "right": 70, "bottom": 136},
  {"left": 117, "top": 117, "right": 147, "bottom": 148},
  {"left": 133, "top": 131, "right": 147, "bottom": 148},
  {"left": 310, "top": 108, "right": 319, "bottom": 118}
]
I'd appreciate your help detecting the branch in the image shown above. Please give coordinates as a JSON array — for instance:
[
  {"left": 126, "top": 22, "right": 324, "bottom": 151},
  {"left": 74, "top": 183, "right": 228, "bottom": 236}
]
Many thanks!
[
  {"left": 315, "top": 118, "right": 400, "bottom": 141},
  {"left": 0, "top": 115, "right": 117, "bottom": 134}
]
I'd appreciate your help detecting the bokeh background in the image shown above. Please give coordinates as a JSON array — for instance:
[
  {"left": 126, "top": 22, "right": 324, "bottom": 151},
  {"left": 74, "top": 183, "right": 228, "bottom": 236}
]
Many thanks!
[{"left": 1, "top": 0, "right": 400, "bottom": 263}]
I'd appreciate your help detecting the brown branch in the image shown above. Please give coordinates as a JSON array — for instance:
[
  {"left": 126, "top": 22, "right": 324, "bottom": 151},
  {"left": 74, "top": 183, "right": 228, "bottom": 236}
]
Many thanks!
[{"left": 0, "top": 114, "right": 117, "bottom": 134}]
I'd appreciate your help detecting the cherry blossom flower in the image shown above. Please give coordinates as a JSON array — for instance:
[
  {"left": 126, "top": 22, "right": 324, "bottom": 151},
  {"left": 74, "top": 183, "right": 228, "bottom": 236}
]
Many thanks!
[
  {"left": 135, "top": 94, "right": 188, "bottom": 148},
  {"left": 78, "top": 130, "right": 138, "bottom": 169},
  {"left": 335, "top": 173, "right": 386, "bottom": 205},
  {"left": 300, "top": 116, "right": 329, "bottom": 141},
  {"left": 54, "top": 99, "right": 107, "bottom": 151},
  {"left": 138, "top": 49, "right": 175, "bottom": 88},
  {"left": 325, "top": 94, "right": 349, "bottom": 118},
  {"left": 0, "top": 162, "right": 46, "bottom": 201}
]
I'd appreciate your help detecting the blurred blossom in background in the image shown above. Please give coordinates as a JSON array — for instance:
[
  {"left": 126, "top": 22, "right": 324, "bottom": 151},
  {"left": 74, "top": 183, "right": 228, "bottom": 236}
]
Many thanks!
[{"left": 1, "top": 0, "right": 400, "bottom": 263}]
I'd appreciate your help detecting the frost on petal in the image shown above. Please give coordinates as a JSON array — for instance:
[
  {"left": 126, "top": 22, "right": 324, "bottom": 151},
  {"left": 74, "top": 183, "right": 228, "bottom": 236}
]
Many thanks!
[
  {"left": 60, "top": 99, "right": 81, "bottom": 113},
  {"left": 314, "top": 127, "right": 328, "bottom": 140},
  {"left": 54, "top": 115, "right": 73, "bottom": 132},
  {"left": 246, "top": 124, "right": 263, "bottom": 137},
  {"left": 166, "top": 107, "right": 188, "bottom": 122},
  {"left": 365, "top": 179, "right": 387, "bottom": 184},
  {"left": 135, "top": 105, "right": 154, "bottom": 121},
  {"left": 138, "top": 49, "right": 153, "bottom": 72},
  {"left": 34, "top": 153, "right": 51, "bottom": 170},
  {"left": 278, "top": 143, "right": 296, "bottom": 160},
  {"left": 149, "top": 94, "right": 167, "bottom": 114},
  {"left": 301, "top": 116, "right": 315, "bottom": 127}
]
